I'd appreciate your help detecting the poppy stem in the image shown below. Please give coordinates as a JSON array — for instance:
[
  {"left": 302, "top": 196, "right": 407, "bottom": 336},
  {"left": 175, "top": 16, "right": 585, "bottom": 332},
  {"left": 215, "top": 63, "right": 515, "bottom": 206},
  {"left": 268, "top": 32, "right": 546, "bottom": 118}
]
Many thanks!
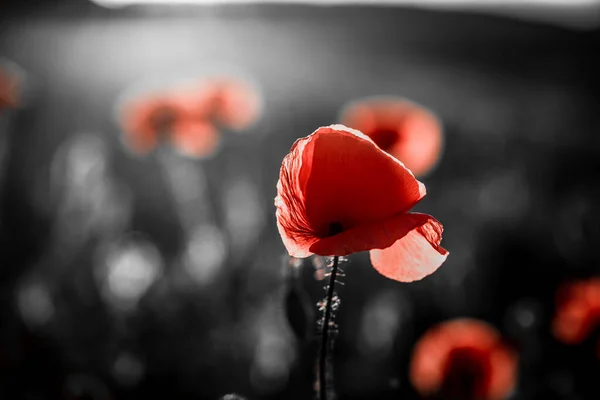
[{"left": 319, "top": 255, "right": 340, "bottom": 400}]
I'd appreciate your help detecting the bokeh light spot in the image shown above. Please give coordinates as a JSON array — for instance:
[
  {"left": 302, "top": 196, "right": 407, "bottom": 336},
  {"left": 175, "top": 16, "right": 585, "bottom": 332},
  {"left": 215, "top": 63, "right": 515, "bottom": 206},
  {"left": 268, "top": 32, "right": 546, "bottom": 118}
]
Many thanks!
[
  {"left": 224, "top": 178, "right": 265, "bottom": 260},
  {"left": 113, "top": 352, "right": 145, "bottom": 387},
  {"left": 249, "top": 300, "right": 296, "bottom": 395},
  {"left": 182, "top": 224, "right": 228, "bottom": 286},
  {"left": 97, "top": 235, "right": 163, "bottom": 312},
  {"left": 358, "top": 290, "right": 409, "bottom": 358},
  {"left": 17, "top": 280, "right": 55, "bottom": 328}
]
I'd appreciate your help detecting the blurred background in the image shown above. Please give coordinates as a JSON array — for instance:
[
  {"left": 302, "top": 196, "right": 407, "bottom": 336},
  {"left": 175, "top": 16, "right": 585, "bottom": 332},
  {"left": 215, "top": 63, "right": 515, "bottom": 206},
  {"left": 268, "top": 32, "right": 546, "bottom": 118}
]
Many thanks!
[{"left": 1, "top": 0, "right": 600, "bottom": 399}]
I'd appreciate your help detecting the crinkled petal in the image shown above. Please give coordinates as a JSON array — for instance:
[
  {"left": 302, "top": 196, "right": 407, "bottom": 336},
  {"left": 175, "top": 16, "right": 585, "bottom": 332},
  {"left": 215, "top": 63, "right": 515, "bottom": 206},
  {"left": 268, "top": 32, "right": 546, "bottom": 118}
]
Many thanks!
[
  {"left": 369, "top": 213, "right": 448, "bottom": 282},
  {"left": 275, "top": 136, "right": 317, "bottom": 257}
]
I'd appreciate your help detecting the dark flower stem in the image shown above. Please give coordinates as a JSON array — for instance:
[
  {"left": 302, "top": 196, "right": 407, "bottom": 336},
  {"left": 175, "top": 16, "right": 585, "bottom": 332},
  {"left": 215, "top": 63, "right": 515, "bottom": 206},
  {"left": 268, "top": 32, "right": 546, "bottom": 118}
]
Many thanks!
[{"left": 319, "top": 255, "right": 339, "bottom": 400}]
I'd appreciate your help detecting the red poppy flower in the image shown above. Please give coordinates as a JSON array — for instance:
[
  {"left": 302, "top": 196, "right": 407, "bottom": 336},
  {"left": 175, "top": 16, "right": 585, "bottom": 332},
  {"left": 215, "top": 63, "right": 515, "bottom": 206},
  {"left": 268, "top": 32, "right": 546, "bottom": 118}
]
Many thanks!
[
  {"left": 410, "top": 319, "right": 517, "bottom": 400},
  {"left": 185, "top": 77, "right": 261, "bottom": 131},
  {"left": 274, "top": 124, "right": 448, "bottom": 282},
  {"left": 120, "top": 92, "right": 219, "bottom": 158},
  {"left": 340, "top": 97, "right": 443, "bottom": 177},
  {"left": 553, "top": 278, "right": 600, "bottom": 346},
  {"left": 0, "top": 65, "right": 20, "bottom": 110}
]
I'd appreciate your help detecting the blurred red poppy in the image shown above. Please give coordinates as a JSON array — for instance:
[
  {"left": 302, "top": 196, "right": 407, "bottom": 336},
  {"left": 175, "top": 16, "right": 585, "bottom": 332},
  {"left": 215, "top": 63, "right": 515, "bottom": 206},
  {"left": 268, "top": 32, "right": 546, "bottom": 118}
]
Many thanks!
[
  {"left": 553, "top": 278, "right": 600, "bottom": 346},
  {"left": 340, "top": 97, "right": 443, "bottom": 177},
  {"left": 274, "top": 124, "right": 448, "bottom": 282},
  {"left": 0, "top": 65, "right": 20, "bottom": 110},
  {"left": 410, "top": 319, "right": 517, "bottom": 400},
  {"left": 120, "top": 93, "right": 219, "bottom": 158},
  {"left": 185, "top": 77, "right": 261, "bottom": 131}
]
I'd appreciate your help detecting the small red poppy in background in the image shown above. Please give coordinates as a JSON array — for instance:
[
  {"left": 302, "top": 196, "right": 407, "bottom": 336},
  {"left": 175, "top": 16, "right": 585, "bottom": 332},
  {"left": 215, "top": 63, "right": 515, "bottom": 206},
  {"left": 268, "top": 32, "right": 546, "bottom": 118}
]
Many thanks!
[
  {"left": 180, "top": 77, "right": 261, "bottom": 132},
  {"left": 340, "top": 97, "right": 443, "bottom": 177},
  {"left": 119, "top": 76, "right": 260, "bottom": 157},
  {"left": 120, "top": 92, "right": 220, "bottom": 159},
  {"left": 553, "top": 278, "right": 600, "bottom": 349},
  {"left": 0, "top": 64, "right": 20, "bottom": 110},
  {"left": 274, "top": 124, "right": 448, "bottom": 282},
  {"left": 410, "top": 319, "right": 517, "bottom": 400}
]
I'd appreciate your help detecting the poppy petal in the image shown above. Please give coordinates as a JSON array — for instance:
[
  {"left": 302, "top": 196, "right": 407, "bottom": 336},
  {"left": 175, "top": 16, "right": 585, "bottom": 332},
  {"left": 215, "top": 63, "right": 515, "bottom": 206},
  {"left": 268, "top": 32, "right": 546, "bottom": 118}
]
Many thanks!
[
  {"left": 488, "top": 347, "right": 518, "bottom": 400},
  {"left": 275, "top": 137, "right": 317, "bottom": 257},
  {"left": 308, "top": 212, "right": 446, "bottom": 282},
  {"left": 215, "top": 80, "right": 261, "bottom": 130},
  {"left": 369, "top": 213, "right": 448, "bottom": 282},
  {"left": 172, "top": 82, "right": 221, "bottom": 121},
  {"left": 120, "top": 97, "right": 176, "bottom": 154},
  {"left": 552, "top": 279, "right": 600, "bottom": 344},
  {"left": 303, "top": 125, "right": 426, "bottom": 236},
  {"left": 170, "top": 120, "right": 220, "bottom": 159},
  {"left": 123, "top": 115, "right": 158, "bottom": 154}
]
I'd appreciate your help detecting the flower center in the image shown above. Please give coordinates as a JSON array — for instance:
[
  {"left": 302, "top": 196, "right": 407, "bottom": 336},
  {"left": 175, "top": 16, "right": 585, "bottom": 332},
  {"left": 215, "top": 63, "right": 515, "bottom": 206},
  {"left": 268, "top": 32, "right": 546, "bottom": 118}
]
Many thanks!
[{"left": 328, "top": 221, "right": 344, "bottom": 236}]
